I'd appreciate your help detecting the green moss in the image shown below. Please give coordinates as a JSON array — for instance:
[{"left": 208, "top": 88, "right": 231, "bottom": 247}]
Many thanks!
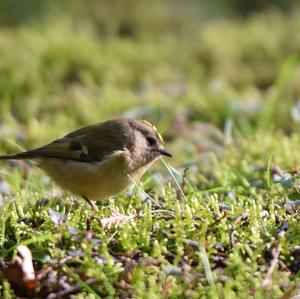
[{"left": 1, "top": 2, "right": 300, "bottom": 297}]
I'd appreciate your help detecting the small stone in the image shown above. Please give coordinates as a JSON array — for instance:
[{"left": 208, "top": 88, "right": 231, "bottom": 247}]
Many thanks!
[
  {"left": 260, "top": 210, "right": 269, "bottom": 219},
  {"left": 0, "top": 181, "right": 10, "bottom": 196}
]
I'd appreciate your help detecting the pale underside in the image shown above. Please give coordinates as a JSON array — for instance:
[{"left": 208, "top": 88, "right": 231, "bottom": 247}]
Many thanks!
[{"left": 37, "top": 150, "right": 155, "bottom": 201}]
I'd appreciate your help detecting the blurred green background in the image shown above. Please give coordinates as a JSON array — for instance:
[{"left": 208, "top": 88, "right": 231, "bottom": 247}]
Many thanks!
[{"left": 0, "top": 0, "right": 300, "bottom": 157}]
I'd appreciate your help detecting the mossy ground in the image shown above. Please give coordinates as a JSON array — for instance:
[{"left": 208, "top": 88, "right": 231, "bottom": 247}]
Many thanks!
[{"left": 1, "top": 2, "right": 300, "bottom": 298}]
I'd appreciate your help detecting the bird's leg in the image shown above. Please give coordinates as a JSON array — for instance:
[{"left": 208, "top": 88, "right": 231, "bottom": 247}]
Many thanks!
[{"left": 83, "top": 196, "right": 98, "bottom": 211}]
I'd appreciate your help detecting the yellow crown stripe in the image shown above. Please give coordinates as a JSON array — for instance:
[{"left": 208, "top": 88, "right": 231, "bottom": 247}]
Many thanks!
[{"left": 141, "top": 120, "right": 164, "bottom": 144}]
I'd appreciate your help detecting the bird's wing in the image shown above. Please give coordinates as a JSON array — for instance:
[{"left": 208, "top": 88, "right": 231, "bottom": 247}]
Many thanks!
[
  {"left": 1, "top": 121, "right": 132, "bottom": 162},
  {"left": 13, "top": 133, "right": 123, "bottom": 162}
]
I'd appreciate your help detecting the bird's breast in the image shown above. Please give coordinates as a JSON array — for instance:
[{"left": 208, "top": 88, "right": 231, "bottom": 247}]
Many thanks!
[{"left": 37, "top": 150, "right": 135, "bottom": 201}]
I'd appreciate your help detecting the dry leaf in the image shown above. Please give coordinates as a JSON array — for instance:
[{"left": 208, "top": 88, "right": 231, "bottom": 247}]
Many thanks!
[
  {"left": 2, "top": 245, "right": 37, "bottom": 297},
  {"left": 100, "top": 211, "right": 135, "bottom": 229}
]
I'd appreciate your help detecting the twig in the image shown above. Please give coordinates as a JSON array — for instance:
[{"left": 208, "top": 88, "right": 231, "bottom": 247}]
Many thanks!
[
  {"left": 63, "top": 265, "right": 100, "bottom": 297},
  {"left": 262, "top": 243, "right": 281, "bottom": 288},
  {"left": 35, "top": 256, "right": 77, "bottom": 281},
  {"left": 229, "top": 212, "right": 248, "bottom": 248},
  {"left": 46, "top": 278, "right": 97, "bottom": 299},
  {"left": 206, "top": 212, "right": 227, "bottom": 238},
  {"left": 153, "top": 214, "right": 203, "bottom": 221}
]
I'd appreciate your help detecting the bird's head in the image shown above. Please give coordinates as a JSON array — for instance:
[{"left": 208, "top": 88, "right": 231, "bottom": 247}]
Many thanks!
[
  {"left": 97, "top": 118, "right": 172, "bottom": 170},
  {"left": 126, "top": 119, "right": 172, "bottom": 167}
]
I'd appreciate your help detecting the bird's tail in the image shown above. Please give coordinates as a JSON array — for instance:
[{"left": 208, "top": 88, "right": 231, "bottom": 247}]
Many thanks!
[{"left": 0, "top": 153, "right": 34, "bottom": 160}]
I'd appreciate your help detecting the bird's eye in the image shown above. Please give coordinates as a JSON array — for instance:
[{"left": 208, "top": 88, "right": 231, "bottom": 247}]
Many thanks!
[{"left": 146, "top": 136, "right": 156, "bottom": 146}]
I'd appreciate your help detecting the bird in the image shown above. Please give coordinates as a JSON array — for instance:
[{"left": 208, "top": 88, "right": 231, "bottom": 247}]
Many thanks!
[{"left": 0, "top": 118, "right": 172, "bottom": 210}]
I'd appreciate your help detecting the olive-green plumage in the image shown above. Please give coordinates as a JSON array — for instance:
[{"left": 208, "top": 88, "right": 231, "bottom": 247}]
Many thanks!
[{"left": 0, "top": 118, "right": 172, "bottom": 210}]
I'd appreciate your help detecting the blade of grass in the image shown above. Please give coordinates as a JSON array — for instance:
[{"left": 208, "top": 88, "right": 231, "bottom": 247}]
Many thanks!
[
  {"left": 259, "top": 54, "right": 299, "bottom": 129},
  {"left": 5, "top": 138, "right": 27, "bottom": 152},
  {"left": 266, "top": 155, "right": 273, "bottom": 189},
  {"left": 125, "top": 174, "right": 141, "bottom": 213},
  {"left": 127, "top": 174, "right": 162, "bottom": 209},
  {"left": 3, "top": 233, "right": 61, "bottom": 255},
  {"left": 0, "top": 203, "right": 10, "bottom": 247},
  {"left": 197, "top": 186, "right": 226, "bottom": 195},
  {"left": 160, "top": 158, "right": 186, "bottom": 201},
  {"left": 63, "top": 265, "right": 100, "bottom": 297},
  {"left": 199, "top": 244, "right": 215, "bottom": 286}
]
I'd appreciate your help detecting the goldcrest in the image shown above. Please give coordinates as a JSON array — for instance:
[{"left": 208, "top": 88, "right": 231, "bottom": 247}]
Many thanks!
[{"left": 0, "top": 118, "right": 172, "bottom": 210}]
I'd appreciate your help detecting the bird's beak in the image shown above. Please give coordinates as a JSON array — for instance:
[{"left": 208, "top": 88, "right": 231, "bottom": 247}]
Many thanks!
[{"left": 158, "top": 148, "right": 172, "bottom": 157}]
